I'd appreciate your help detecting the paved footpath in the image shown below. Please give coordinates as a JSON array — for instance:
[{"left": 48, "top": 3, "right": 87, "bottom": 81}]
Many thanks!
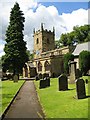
[{"left": 3, "top": 81, "right": 45, "bottom": 119}]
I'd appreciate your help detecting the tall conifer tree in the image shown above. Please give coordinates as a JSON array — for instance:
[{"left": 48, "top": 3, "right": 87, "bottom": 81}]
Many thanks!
[{"left": 2, "top": 2, "right": 29, "bottom": 75}]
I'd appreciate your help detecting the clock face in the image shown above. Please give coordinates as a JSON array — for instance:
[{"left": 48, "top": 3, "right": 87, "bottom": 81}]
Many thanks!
[{"left": 36, "top": 50, "right": 40, "bottom": 55}]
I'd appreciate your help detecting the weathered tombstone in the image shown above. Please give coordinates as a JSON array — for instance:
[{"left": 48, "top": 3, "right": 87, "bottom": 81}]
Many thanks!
[
  {"left": 42, "top": 73, "right": 49, "bottom": 79},
  {"left": 44, "top": 77, "right": 50, "bottom": 87},
  {"left": 75, "top": 79, "right": 86, "bottom": 99},
  {"left": 58, "top": 74, "right": 68, "bottom": 91},
  {"left": 13, "top": 75, "right": 18, "bottom": 82},
  {"left": 39, "top": 79, "right": 46, "bottom": 89},
  {"left": 69, "top": 61, "right": 77, "bottom": 84},
  {"left": 39, "top": 77, "right": 50, "bottom": 89}
]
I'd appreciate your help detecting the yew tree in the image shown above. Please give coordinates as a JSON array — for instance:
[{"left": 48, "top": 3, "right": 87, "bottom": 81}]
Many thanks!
[{"left": 2, "top": 2, "right": 29, "bottom": 75}]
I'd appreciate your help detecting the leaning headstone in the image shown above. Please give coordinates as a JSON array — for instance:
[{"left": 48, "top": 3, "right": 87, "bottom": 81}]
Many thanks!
[
  {"left": 13, "top": 75, "right": 18, "bottom": 82},
  {"left": 58, "top": 74, "right": 68, "bottom": 91},
  {"left": 75, "top": 79, "right": 86, "bottom": 99}
]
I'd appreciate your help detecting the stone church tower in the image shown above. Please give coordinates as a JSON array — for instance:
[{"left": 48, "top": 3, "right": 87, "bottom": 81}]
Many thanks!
[{"left": 33, "top": 23, "right": 55, "bottom": 58}]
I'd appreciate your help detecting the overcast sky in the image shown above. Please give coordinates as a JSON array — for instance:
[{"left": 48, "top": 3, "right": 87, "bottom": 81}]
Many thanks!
[{"left": 0, "top": 0, "right": 89, "bottom": 57}]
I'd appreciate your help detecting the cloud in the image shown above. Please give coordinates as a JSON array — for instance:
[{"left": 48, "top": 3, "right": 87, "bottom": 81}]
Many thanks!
[
  {"left": 24, "top": 5, "right": 88, "bottom": 51},
  {"left": 61, "top": 8, "right": 88, "bottom": 32},
  {"left": 0, "top": 1, "right": 88, "bottom": 57},
  {"left": 0, "top": 44, "right": 5, "bottom": 57}
]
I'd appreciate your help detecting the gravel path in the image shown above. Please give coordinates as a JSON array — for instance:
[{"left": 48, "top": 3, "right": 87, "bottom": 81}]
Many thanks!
[{"left": 3, "top": 81, "right": 45, "bottom": 119}]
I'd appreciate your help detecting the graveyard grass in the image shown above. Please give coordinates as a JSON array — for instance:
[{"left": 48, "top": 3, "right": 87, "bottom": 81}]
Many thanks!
[
  {"left": 0, "top": 80, "right": 25, "bottom": 115},
  {"left": 35, "top": 77, "right": 89, "bottom": 118}
]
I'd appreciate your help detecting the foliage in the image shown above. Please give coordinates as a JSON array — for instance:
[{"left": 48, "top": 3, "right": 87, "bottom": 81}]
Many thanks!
[
  {"left": 59, "top": 33, "right": 68, "bottom": 46},
  {"left": 79, "top": 50, "right": 90, "bottom": 75},
  {"left": 73, "top": 25, "right": 90, "bottom": 43},
  {"left": 64, "top": 53, "right": 74, "bottom": 74},
  {"left": 26, "top": 50, "right": 34, "bottom": 60},
  {"left": 35, "top": 78, "right": 88, "bottom": 118},
  {"left": 55, "top": 40, "right": 61, "bottom": 48},
  {"left": 56, "top": 24, "right": 90, "bottom": 48},
  {"left": 2, "top": 2, "right": 29, "bottom": 74}
]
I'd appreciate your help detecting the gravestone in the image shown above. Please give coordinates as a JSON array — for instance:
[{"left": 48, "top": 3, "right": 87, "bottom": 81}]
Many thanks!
[
  {"left": 75, "top": 79, "right": 86, "bottom": 99},
  {"left": 42, "top": 73, "right": 49, "bottom": 79},
  {"left": 13, "top": 75, "right": 18, "bottom": 82},
  {"left": 58, "top": 74, "right": 68, "bottom": 91},
  {"left": 69, "top": 61, "right": 77, "bottom": 84},
  {"left": 39, "top": 77, "right": 50, "bottom": 89},
  {"left": 44, "top": 77, "right": 50, "bottom": 87},
  {"left": 39, "top": 79, "right": 46, "bottom": 89}
]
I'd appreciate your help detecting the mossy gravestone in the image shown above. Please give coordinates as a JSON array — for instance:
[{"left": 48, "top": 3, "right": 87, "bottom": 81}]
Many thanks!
[
  {"left": 13, "top": 75, "right": 18, "bottom": 82},
  {"left": 75, "top": 79, "right": 86, "bottom": 99},
  {"left": 58, "top": 74, "right": 68, "bottom": 91}
]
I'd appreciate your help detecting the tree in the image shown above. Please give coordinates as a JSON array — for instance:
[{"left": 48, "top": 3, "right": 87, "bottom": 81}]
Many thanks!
[
  {"left": 56, "top": 24, "right": 90, "bottom": 48},
  {"left": 2, "top": 2, "right": 29, "bottom": 75},
  {"left": 26, "top": 50, "right": 34, "bottom": 60},
  {"left": 73, "top": 25, "right": 90, "bottom": 43},
  {"left": 79, "top": 50, "right": 90, "bottom": 75},
  {"left": 55, "top": 40, "right": 61, "bottom": 48},
  {"left": 64, "top": 53, "right": 74, "bottom": 74},
  {"left": 60, "top": 33, "right": 68, "bottom": 46}
]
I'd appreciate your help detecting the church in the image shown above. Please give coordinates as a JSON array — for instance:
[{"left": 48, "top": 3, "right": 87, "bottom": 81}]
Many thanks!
[{"left": 23, "top": 23, "right": 71, "bottom": 78}]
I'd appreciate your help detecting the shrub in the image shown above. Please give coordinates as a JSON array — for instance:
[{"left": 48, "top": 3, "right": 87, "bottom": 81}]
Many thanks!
[
  {"left": 64, "top": 53, "right": 74, "bottom": 74},
  {"left": 79, "top": 50, "right": 90, "bottom": 75}
]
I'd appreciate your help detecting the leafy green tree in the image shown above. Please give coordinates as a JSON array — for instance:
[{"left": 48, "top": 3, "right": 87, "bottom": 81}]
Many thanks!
[
  {"left": 57, "top": 24, "right": 90, "bottom": 48},
  {"left": 60, "top": 33, "right": 68, "bottom": 46},
  {"left": 26, "top": 50, "right": 34, "bottom": 60},
  {"left": 64, "top": 53, "right": 74, "bottom": 74},
  {"left": 55, "top": 40, "right": 61, "bottom": 48},
  {"left": 2, "top": 2, "right": 29, "bottom": 75},
  {"left": 73, "top": 25, "right": 90, "bottom": 43},
  {"left": 79, "top": 50, "right": 90, "bottom": 75}
]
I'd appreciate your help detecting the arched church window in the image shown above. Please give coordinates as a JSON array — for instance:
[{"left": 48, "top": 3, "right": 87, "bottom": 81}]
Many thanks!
[
  {"left": 36, "top": 38, "right": 39, "bottom": 44},
  {"left": 44, "top": 61, "right": 50, "bottom": 71},
  {"left": 38, "top": 61, "right": 42, "bottom": 71}
]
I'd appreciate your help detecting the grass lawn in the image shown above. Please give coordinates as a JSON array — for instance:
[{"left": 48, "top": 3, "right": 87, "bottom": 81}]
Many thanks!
[
  {"left": 0, "top": 80, "right": 25, "bottom": 115},
  {"left": 35, "top": 78, "right": 89, "bottom": 118}
]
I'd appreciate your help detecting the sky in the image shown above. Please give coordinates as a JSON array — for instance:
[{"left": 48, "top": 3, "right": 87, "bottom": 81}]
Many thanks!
[{"left": 0, "top": 0, "right": 89, "bottom": 57}]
